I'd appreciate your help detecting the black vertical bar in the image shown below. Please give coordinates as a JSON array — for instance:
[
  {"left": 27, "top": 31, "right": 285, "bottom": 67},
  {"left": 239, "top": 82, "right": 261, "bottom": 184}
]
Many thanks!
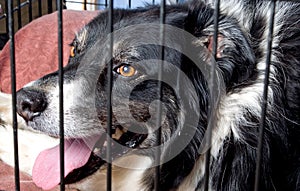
[
  {"left": 107, "top": 0, "right": 113, "bottom": 191},
  {"left": 153, "top": 0, "right": 155, "bottom": 5},
  {"left": 154, "top": 1, "right": 165, "bottom": 191},
  {"left": 84, "top": 0, "right": 87, "bottom": 10},
  {"left": 254, "top": 1, "right": 276, "bottom": 191},
  {"left": 28, "top": 0, "right": 33, "bottom": 22},
  {"left": 204, "top": 0, "right": 220, "bottom": 190},
  {"left": 63, "top": 0, "right": 66, "bottom": 9},
  {"left": 57, "top": 0, "right": 65, "bottom": 190},
  {"left": 38, "top": 0, "right": 42, "bottom": 17},
  {"left": 8, "top": 0, "right": 20, "bottom": 190},
  {"left": 128, "top": 0, "right": 131, "bottom": 8},
  {"left": 5, "top": 1, "right": 9, "bottom": 34},
  {"left": 48, "top": 0, "right": 53, "bottom": 13},
  {"left": 105, "top": 0, "right": 108, "bottom": 8},
  {"left": 17, "top": 0, "right": 21, "bottom": 29}
]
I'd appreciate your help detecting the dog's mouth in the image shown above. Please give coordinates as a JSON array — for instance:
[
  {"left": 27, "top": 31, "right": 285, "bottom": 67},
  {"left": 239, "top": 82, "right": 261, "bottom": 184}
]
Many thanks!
[{"left": 32, "top": 127, "right": 146, "bottom": 190}]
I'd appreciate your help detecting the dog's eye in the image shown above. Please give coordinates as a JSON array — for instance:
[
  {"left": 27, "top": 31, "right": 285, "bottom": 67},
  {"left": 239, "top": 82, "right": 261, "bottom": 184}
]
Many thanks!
[
  {"left": 116, "top": 64, "right": 136, "bottom": 77},
  {"left": 70, "top": 46, "right": 76, "bottom": 57}
]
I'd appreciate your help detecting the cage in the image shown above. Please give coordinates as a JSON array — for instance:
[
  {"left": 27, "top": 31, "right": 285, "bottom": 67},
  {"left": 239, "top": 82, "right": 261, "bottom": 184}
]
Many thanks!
[{"left": 0, "top": 0, "right": 299, "bottom": 191}]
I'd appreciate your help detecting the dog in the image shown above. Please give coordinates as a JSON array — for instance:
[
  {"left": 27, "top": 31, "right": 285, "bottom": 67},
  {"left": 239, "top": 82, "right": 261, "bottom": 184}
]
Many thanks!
[{"left": 1, "top": 0, "right": 300, "bottom": 190}]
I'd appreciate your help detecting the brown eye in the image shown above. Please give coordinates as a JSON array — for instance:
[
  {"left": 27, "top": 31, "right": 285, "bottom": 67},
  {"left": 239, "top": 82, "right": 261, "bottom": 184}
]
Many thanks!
[
  {"left": 116, "top": 64, "right": 136, "bottom": 77},
  {"left": 70, "top": 46, "right": 76, "bottom": 57}
]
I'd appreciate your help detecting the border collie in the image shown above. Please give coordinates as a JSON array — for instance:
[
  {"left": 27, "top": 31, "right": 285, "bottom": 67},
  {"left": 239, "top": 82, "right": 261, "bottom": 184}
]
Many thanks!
[{"left": 1, "top": 0, "right": 300, "bottom": 190}]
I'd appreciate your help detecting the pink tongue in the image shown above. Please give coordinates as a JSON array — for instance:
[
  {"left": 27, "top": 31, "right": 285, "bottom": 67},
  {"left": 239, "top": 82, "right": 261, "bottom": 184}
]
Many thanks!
[{"left": 32, "top": 138, "right": 98, "bottom": 190}]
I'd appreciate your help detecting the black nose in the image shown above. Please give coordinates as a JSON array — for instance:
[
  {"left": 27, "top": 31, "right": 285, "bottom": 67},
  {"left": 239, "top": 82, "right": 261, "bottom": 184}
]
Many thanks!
[{"left": 16, "top": 88, "right": 47, "bottom": 122}]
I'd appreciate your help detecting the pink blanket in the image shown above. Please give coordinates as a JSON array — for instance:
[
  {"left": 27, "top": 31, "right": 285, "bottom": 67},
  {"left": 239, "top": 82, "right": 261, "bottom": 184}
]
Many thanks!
[{"left": 0, "top": 10, "right": 99, "bottom": 93}]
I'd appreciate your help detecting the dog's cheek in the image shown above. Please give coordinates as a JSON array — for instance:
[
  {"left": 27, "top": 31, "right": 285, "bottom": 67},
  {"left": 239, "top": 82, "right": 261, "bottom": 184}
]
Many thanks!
[{"left": 129, "top": 84, "right": 178, "bottom": 130}]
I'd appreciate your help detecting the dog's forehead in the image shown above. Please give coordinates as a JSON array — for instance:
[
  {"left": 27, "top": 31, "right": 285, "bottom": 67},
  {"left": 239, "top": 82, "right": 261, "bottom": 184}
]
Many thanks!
[
  {"left": 73, "top": 9, "right": 190, "bottom": 65},
  {"left": 74, "top": 25, "right": 143, "bottom": 59},
  {"left": 112, "top": 41, "right": 140, "bottom": 59}
]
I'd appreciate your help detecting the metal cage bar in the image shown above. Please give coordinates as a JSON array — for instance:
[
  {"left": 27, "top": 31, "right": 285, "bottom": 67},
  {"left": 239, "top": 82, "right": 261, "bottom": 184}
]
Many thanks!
[
  {"left": 204, "top": 0, "right": 220, "bottom": 190},
  {"left": 64, "top": 1, "right": 106, "bottom": 9},
  {"left": 17, "top": 0, "right": 22, "bottom": 29},
  {"left": 154, "top": 1, "right": 166, "bottom": 191},
  {"left": 83, "top": 0, "right": 87, "bottom": 10},
  {"left": 128, "top": 0, "right": 131, "bottom": 9},
  {"left": 57, "top": 0, "right": 65, "bottom": 190},
  {"left": 48, "top": 0, "right": 53, "bottom": 13},
  {"left": 28, "top": 0, "right": 33, "bottom": 22},
  {"left": 5, "top": 0, "right": 9, "bottom": 34},
  {"left": 38, "top": 0, "right": 42, "bottom": 17},
  {"left": 0, "top": 0, "right": 47, "bottom": 22},
  {"left": 106, "top": 0, "right": 114, "bottom": 190},
  {"left": 254, "top": 1, "right": 277, "bottom": 190},
  {"left": 8, "top": 0, "right": 20, "bottom": 190}
]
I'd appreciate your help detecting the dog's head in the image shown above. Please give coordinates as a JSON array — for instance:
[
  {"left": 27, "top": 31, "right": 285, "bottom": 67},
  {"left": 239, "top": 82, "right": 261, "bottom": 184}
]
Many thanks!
[{"left": 16, "top": 2, "right": 255, "bottom": 190}]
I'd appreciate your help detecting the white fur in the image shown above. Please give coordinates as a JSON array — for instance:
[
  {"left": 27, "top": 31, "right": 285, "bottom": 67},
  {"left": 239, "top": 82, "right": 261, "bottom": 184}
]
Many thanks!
[
  {"left": 68, "top": 155, "right": 152, "bottom": 191},
  {"left": 181, "top": 1, "right": 285, "bottom": 189},
  {"left": 0, "top": 92, "right": 58, "bottom": 175},
  {"left": 177, "top": 155, "right": 206, "bottom": 191},
  {"left": 0, "top": 124, "right": 58, "bottom": 175}
]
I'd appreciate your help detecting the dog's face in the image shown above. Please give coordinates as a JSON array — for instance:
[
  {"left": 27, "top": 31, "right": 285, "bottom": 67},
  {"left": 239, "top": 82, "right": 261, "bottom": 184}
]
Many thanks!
[
  {"left": 15, "top": 2, "right": 257, "bottom": 190},
  {"left": 16, "top": 7, "right": 211, "bottom": 143},
  {"left": 16, "top": 6, "right": 209, "bottom": 189},
  {"left": 19, "top": 23, "right": 187, "bottom": 135}
]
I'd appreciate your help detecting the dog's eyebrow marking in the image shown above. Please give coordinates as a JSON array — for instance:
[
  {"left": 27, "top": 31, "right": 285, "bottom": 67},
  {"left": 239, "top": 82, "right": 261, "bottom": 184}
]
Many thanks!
[
  {"left": 75, "top": 27, "right": 88, "bottom": 48},
  {"left": 113, "top": 43, "right": 140, "bottom": 63}
]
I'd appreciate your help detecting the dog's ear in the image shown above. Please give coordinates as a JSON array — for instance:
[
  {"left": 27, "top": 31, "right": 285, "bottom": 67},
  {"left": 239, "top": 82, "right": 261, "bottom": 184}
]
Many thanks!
[
  {"left": 192, "top": 34, "right": 224, "bottom": 59},
  {"left": 185, "top": 2, "right": 256, "bottom": 88}
]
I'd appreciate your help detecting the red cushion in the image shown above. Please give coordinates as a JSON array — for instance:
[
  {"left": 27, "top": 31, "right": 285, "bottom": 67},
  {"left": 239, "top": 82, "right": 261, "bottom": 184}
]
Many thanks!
[{"left": 0, "top": 10, "right": 99, "bottom": 93}]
